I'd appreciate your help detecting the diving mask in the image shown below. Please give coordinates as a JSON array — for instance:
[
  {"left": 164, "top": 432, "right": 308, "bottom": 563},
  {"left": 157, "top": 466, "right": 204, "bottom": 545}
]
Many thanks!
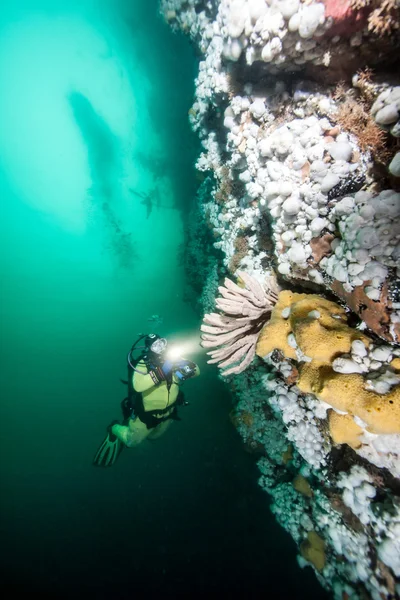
[{"left": 145, "top": 334, "right": 167, "bottom": 355}]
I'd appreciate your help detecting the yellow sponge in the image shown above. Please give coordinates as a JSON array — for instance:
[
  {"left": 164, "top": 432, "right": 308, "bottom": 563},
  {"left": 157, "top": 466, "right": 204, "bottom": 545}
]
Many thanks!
[
  {"left": 256, "top": 290, "right": 369, "bottom": 363},
  {"left": 391, "top": 358, "right": 400, "bottom": 371},
  {"left": 328, "top": 410, "right": 363, "bottom": 449},
  {"left": 256, "top": 290, "right": 298, "bottom": 359},
  {"left": 312, "top": 370, "right": 400, "bottom": 435},
  {"left": 256, "top": 290, "right": 400, "bottom": 437},
  {"left": 300, "top": 531, "right": 326, "bottom": 571},
  {"left": 293, "top": 474, "right": 313, "bottom": 498}
]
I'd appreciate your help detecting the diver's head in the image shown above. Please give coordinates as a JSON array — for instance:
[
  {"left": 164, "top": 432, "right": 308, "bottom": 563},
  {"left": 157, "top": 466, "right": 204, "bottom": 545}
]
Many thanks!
[{"left": 144, "top": 333, "right": 167, "bottom": 357}]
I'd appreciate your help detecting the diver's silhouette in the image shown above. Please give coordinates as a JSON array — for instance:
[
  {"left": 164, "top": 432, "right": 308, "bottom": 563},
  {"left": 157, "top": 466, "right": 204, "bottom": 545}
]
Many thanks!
[
  {"left": 141, "top": 196, "right": 153, "bottom": 219},
  {"left": 128, "top": 189, "right": 153, "bottom": 218},
  {"left": 69, "top": 91, "right": 136, "bottom": 267},
  {"left": 129, "top": 187, "right": 174, "bottom": 219}
]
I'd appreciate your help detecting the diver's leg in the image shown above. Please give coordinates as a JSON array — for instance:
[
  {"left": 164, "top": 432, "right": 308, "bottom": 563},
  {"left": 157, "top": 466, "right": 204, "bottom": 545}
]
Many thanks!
[
  {"left": 147, "top": 419, "right": 173, "bottom": 441},
  {"left": 93, "top": 421, "right": 124, "bottom": 468},
  {"left": 112, "top": 417, "right": 151, "bottom": 448},
  {"left": 111, "top": 423, "right": 131, "bottom": 445}
]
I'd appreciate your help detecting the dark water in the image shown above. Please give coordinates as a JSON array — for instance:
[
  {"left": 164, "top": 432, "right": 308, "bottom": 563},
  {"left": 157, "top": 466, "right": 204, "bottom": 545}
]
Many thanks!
[{"left": 0, "top": 0, "right": 329, "bottom": 597}]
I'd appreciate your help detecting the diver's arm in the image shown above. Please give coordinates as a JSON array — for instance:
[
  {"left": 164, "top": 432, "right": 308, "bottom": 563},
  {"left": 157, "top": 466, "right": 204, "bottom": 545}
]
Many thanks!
[
  {"left": 132, "top": 360, "right": 173, "bottom": 392},
  {"left": 132, "top": 362, "right": 159, "bottom": 392},
  {"left": 133, "top": 358, "right": 199, "bottom": 392},
  {"left": 192, "top": 364, "right": 200, "bottom": 378}
]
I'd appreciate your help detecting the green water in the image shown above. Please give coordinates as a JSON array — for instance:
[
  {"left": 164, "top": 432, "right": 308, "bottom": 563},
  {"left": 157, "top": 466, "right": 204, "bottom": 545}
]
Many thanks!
[{"left": 0, "top": 1, "right": 329, "bottom": 597}]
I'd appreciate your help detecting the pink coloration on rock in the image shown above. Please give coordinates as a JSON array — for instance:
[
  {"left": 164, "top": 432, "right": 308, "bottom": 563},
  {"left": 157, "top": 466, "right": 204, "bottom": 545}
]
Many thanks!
[{"left": 322, "top": 0, "right": 369, "bottom": 36}]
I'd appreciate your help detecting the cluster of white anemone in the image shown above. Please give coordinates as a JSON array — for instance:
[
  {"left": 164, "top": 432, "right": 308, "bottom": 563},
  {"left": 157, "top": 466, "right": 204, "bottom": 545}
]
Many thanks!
[{"left": 321, "top": 189, "right": 400, "bottom": 293}]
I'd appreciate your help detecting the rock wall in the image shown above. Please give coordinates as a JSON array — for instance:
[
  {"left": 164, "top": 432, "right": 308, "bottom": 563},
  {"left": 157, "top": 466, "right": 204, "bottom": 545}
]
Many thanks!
[{"left": 161, "top": 1, "right": 400, "bottom": 598}]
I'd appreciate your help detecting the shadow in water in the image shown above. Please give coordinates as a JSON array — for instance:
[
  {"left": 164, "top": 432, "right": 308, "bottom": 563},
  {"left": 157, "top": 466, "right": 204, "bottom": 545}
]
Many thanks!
[
  {"left": 68, "top": 91, "right": 137, "bottom": 269},
  {"left": 128, "top": 185, "right": 179, "bottom": 219}
]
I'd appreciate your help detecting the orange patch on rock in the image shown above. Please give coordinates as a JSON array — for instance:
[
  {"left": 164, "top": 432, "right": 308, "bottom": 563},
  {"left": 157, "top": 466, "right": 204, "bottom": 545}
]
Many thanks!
[
  {"left": 322, "top": 0, "right": 369, "bottom": 37},
  {"left": 331, "top": 280, "right": 397, "bottom": 343},
  {"left": 310, "top": 233, "right": 335, "bottom": 265},
  {"left": 301, "top": 161, "right": 311, "bottom": 181}
]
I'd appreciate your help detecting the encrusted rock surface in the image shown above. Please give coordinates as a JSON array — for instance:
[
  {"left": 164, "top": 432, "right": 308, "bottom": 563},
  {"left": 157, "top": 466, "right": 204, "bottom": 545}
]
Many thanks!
[{"left": 161, "top": 1, "right": 400, "bottom": 598}]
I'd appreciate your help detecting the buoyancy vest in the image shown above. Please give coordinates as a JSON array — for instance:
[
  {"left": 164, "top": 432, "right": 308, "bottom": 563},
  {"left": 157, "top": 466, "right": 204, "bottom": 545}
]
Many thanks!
[{"left": 126, "top": 358, "right": 182, "bottom": 429}]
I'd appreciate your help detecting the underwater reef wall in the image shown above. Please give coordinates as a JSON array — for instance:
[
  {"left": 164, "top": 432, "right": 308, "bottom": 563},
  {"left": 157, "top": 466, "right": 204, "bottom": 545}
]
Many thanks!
[{"left": 161, "top": 1, "right": 400, "bottom": 598}]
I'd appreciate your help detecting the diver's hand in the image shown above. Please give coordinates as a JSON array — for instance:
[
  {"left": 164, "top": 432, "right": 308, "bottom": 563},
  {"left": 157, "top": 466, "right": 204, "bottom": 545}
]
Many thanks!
[
  {"left": 173, "top": 359, "right": 198, "bottom": 382},
  {"left": 148, "top": 359, "right": 198, "bottom": 385},
  {"left": 148, "top": 359, "right": 174, "bottom": 385},
  {"left": 160, "top": 359, "right": 174, "bottom": 378}
]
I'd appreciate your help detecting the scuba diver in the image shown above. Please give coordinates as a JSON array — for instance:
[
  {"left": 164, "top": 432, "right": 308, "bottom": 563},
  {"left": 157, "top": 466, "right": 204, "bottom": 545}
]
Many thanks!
[
  {"left": 129, "top": 188, "right": 154, "bottom": 219},
  {"left": 129, "top": 186, "right": 171, "bottom": 219},
  {"left": 93, "top": 333, "right": 200, "bottom": 467}
]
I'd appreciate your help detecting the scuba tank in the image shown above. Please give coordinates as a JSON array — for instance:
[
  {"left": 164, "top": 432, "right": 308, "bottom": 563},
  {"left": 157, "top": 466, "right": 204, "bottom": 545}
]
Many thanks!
[{"left": 122, "top": 333, "right": 167, "bottom": 421}]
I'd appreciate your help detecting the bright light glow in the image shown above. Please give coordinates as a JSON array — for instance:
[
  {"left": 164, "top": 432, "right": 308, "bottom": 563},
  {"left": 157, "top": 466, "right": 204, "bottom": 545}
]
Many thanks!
[
  {"left": 167, "top": 346, "right": 184, "bottom": 361},
  {"left": 166, "top": 334, "right": 203, "bottom": 361}
]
